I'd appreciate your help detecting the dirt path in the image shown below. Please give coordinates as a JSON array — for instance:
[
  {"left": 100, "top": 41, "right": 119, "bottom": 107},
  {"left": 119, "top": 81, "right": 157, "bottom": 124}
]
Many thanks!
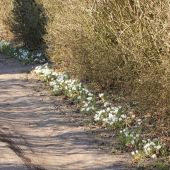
[{"left": 0, "top": 54, "right": 134, "bottom": 170}]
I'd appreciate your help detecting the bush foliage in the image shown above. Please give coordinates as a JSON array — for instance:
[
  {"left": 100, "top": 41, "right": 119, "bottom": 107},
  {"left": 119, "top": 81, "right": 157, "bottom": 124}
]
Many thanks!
[
  {"left": 88, "top": 0, "right": 170, "bottom": 112},
  {"left": 42, "top": 0, "right": 170, "bottom": 113},
  {"left": 8, "top": 0, "right": 47, "bottom": 50}
]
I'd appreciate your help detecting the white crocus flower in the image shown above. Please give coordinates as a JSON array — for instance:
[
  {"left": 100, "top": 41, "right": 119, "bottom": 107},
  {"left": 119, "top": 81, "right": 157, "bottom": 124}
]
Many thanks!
[
  {"left": 136, "top": 134, "right": 140, "bottom": 138},
  {"left": 87, "top": 97, "right": 93, "bottom": 101},
  {"left": 131, "top": 151, "right": 135, "bottom": 155},
  {"left": 151, "top": 154, "right": 157, "bottom": 159},
  {"left": 131, "top": 140, "right": 135, "bottom": 145},
  {"left": 106, "top": 107, "right": 111, "bottom": 112},
  {"left": 99, "top": 93, "right": 104, "bottom": 98},
  {"left": 94, "top": 114, "right": 100, "bottom": 121},
  {"left": 121, "top": 114, "right": 127, "bottom": 119},
  {"left": 119, "top": 117, "right": 122, "bottom": 121},
  {"left": 104, "top": 102, "right": 110, "bottom": 107},
  {"left": 105, "top": 113, "right": 118, "bottom": 124},
  {"left": 111, "top": 106, "right": 121, "bottom": 114},
  {"left": 77, "top": 96, "right": 81, "bottom": 100},
  {"left": 156, "top": 145, "right": 161, "bottom": 150}
]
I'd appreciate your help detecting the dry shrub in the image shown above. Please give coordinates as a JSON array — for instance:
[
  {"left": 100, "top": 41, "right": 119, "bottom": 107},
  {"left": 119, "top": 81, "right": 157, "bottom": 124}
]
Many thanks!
[
  {"left": 41, "top": 0, "right": 170, "bottom": 114},
  {"left": 71, "top": 0, "right": 170, "bottom": 113},
  {"left": 0, "top": 0, "right": 13, "bottom": 40},
  {"left": 71, "top": 0, "right": 170, "bottom": 143},
  {"left": 42, "top": 1, "right": 170, "bottom": 143},
  {"left": 42, "top": 0, "right": 89, "bottom": 69}
]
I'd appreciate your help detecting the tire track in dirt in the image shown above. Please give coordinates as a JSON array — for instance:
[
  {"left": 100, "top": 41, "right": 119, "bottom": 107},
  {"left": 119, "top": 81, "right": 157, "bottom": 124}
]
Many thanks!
[{"left": 0, "top": 130, "right": 46, "bottom": 170}]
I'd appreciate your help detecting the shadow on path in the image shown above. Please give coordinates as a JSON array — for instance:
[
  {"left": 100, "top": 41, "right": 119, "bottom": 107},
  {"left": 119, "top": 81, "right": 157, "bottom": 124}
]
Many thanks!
[
  {"left": 0, "top": 54, "right": 37, "bottom": 74},
  {"left": 0, "top": 55, "right": 135, "bottom": 170}
]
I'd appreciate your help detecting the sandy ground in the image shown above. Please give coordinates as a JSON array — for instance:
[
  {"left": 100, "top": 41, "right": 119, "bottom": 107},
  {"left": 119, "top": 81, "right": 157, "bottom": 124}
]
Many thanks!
[{"left": 0, "top": 54, "right": 135, "bottom": 170}]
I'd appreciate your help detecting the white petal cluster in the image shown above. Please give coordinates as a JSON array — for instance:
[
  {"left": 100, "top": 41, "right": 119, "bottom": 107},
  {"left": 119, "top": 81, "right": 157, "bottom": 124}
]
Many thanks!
[
  {"left": 34, "top": 65, "right": 95, "bottom": 106},
  {"left": 0, "top": 40, "right": 10, "bottom": 50},
  {"left": 0, "top": 41, "right": 46, "bottom": 64},
  {"left": 143, "top": 139, "right": 162, "bottom": 156},
  {"left": 94, "top": 105, "right": 125, "bottom": 126},
  {"left": 119, "top": 128, "right": 140, "bottom": 146}
]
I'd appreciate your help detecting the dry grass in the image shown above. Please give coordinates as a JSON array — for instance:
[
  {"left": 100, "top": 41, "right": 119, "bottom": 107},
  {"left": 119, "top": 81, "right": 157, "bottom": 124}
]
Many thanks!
[{"left": 0, "top": 0, "right": 13, "bottom": 40}]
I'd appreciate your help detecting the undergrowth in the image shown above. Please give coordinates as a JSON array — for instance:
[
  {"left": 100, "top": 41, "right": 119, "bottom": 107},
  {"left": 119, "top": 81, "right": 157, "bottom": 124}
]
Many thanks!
[{"left": 0, "top": 41, "right": 46, "bottom": 64}]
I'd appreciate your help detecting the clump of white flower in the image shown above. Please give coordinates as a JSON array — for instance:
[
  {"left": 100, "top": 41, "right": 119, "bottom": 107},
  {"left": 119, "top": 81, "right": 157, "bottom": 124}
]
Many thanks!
[
  {"left": 34, "top": 65, "right": 96, "bottom": 107},
  {"left": 0, "top": 40, "right": 46, "bottom": 64},
  {"left": 94, "top": 105, "right": 125, "bottom": 127},
  {"left": 129, "top": 138, "right": 164, "bottom": 159},
  {"left": 0, "top": 40, "right": 10, "bottom": 50},
  {"left": 142, "top": 139, "right": 163, "bottom": 157},
  {"left": 131, "top": 150, "right": 139, "bottom": 156},
  {"left": 18, "top": 48, "right": 30, "bottom": 61},
  {"left": 17, "top": 49, "right": 46, "bottom": 64},
  {"left": 98, "top": 93, "right": 104, "bottom": 98},
  {"left": 0, "top": 40, "right": 15, "bottom": 56},
  {"left": 34, "top": 64, "right": 53, "bottom": 82},
  {"left": 119, "top": 128, "right": 141, "bottom": 147}
]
